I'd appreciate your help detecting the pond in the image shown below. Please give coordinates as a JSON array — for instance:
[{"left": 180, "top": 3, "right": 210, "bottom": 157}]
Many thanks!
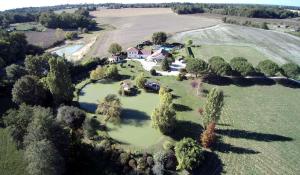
[
  {"left": 52, "top": 44, "right": 84, "bottom": 57},
  {"left": 78, "top": 81, "right": 163, "bottom": 149}
]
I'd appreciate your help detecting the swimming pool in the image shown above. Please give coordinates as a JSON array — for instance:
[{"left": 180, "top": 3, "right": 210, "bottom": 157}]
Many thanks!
[{"left": 52, "top": 44, "right": 84, "bottom": 57}]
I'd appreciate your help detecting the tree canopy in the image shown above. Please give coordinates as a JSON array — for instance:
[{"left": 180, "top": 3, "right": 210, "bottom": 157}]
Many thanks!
[
  {"left": 108, "top": 43, "right": 122, "bottom": 55},
  {"left": 281, "top": 63, "right": 300, "bottom": 79},
  {"left": 257, "top": 60, "right": 280, "bottom": 76},
  {"left": 152, "top": 32, "right": 167, "bottom": 45},
  {"left": 230, "top": 57, "right": 255, "bottom": 76},
  {"left": 186, "top": 58, "right": 209, "bottom": 77},
  {"left": 57, "top": 106, "right": 86, "bottom": 130},
  {"left": 96, "top": 94, "right": 122, "bottom": 123},
  {"left": 151, "top": 103, "right": 176, "bottom": 135},
  {"left": 208, "top": 56, "right": 232, "bottom": 76}
]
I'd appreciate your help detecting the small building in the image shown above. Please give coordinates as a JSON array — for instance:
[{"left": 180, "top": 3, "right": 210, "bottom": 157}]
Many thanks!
[
  {"left": 127, "top": 47, "right": 152, "bottom": 59},
  {"left": 146, "top": 49, "right": 170, "bottom": 62}
]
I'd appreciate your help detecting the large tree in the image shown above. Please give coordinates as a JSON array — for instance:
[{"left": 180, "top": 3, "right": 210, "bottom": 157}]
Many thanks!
[
  {"left": 230, "top": 57, "right": 254, "bottom": 76},
  {"left": 151, "top": 103, "right": 176, "bottom": 135},
  {"left": 202, "top": 88, "right": 224, "bottom": 128},
  {"left": 25, "top": 139, "right": 64, "bottom": 175},
  {"left": 5, "top": 64, "right": 27, "bottom": 82},
  {"left": 257, "top": 60, "right": 280, "bottom": 76},
  {"left": 46, "top": 57, "right": 73, "bottom": 105},
  {"left": 96, "top": 94, "right": 122, "bottom": 123},
  {"left": 108, "top": 43, "right": 122, "bottom": 55},
  {"left": 57, "top": 106, "right": 86, "bottom": 130},
  {"left": 135, "top": 73, "right": 147, "bottom": 89},
  {"left": 12, "top": 75, "right": 48, "bottom": 105},
  {"left": 152, "top": 32, "right": 167, "bottom": 45},
  {"left": 25, "top": 54, "right": 51, "bottom": 77},
  {"left": 186, "top": 58, "right": 209, "bottom": 77},
  {"left": 161, "top": 58, "right": 170, "bottom": 71},
  {"left": 281, "top": 63, "right": 300, "bottom": 79},
  {"left": 208, "top": 56, "right": 232, "bottom": 76},
  {"left": 175, "top": 138, "right": 204, "bottom": 171}
]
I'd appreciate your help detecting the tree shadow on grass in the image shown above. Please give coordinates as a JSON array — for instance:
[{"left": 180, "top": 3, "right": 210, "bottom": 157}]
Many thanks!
[
  {"left": 120, "top": 109, "right": 150, "bottom": 127},
  {"left": 170, "top": 120, "right": 203, "bottom": 141},
  {"left": 79, "top": 102, "right": 97, "bottom": 113},
  {"left": 213, "top": 139, "right": 260, "bottom": 154},
  {"left": 193, "top": 151, "right": 224, "bottom": 175},
  {"left": 276, "top": 78, "right": 300, "bottom": 89},
  {"left": 216, "top": 129, "right": 293, "bottom": 142},
  {"left": 173, "top": 103, "right": 193, "bottom": 112}
]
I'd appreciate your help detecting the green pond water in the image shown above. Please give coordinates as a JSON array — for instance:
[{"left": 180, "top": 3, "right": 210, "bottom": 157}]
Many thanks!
[{"left": 79, "top": 81, "right": 162, "bottom": 148}]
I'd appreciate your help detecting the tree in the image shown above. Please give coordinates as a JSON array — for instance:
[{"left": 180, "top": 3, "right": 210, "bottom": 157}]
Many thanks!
[
  {"left": 161, "top": 58, "right": 170, "bottom": 71},
  {"left": 151, "top": 104, "right": 176, "bottom": 135},
  {"left": 186, "top": 39, "right": 193, "bottom": 46},
  {"left": 201, "top": 122, "right": 216, "bottom": 148},
  {"left": 152, "top": 32, "right": 167, "bottom": 45},
  {"left": 186, "top": 58, "right": 209, "bottom": 77},
  {"left": 5, "top": 64, "right": 27, "bottom": 81},
  {"left": 106, "top": 64, "right": 119, "bottom": 79},
  {"left": 46, "top": 57, "right": 73, "bottom": 105},
  {"left": 135, "top": 73, "right": 147, "bottom": 89},
  {"left": 208, "top": 56, "right": 232, "bottom": 76},
  {"left": 257, "top": 60, "right": 280, "bottom": 76},
  {"left": 0, "top": 57, "right": 5, "bottom": 68},
  {"left": 90, "top": 66, "right": 107, "bottom": 81},
  {"left": 150, "top": 68, "right": 157, "bottom": 76},
  {"left": 202, "top": 88, "right": 224, "bottom": 128},
  {"left": 96, "top": 94, "right": 122, "bottom": 123},
  {"left": 281, "top": 63, "right": 300, "bottom": 79},
  {"left": 230, "top": 57, "right": 254, "bottom": 76},
  {"left": 65, "top": 32, "right": 78, "bottom": 40},
  {"left": 3, "top": 104, "right": 34, "bottom": 147},
  {"left": 108, "top": 43, "right": 122, "bottom": 55},
  {"left": 25, "top": 140, "right": 64, "bottom": 175},
  {"left": 175, "top": 138, "right": 204, "bottom": 171},
  {"left": 25, "top": 54, "right": 50, "bottom": 77},
  {"left": 153, "top": 150, "right": 177, "bottom": 174},
  {"left": 57, "top": 106, "right": 86, "bottom": 130},
  {"left": 12, "top": 75, "right": 48, "bottom": 105}
]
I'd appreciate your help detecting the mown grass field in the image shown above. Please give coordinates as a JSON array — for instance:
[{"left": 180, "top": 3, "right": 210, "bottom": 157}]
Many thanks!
[
  {"left": 0, "top": 128, "right": 27, "bottom": 175},
  {"left": 77, "top": 60, "right": 300, "bottom": 174}
]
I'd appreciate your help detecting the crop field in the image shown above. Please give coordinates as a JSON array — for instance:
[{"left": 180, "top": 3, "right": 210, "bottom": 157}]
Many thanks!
[
  {"left": 88, "top": 8, "right": 221, "bottom": 57},
  {"left": 170, "top": 23, "right": 300, "bottom": 65},
  {"left": 0, "top": 129, "right": 27, "bottom": 175},
  {"left": 25, "top": 29, "right": 65, "bottom": 49}
]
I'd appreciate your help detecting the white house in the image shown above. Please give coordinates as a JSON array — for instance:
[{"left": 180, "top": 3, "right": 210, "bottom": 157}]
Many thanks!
[
  {"left": 146, "top": 49, "right": 169, "bottom": 62},
  {"left": 127, "top": 47, "right": 152, "bottom": 59}
]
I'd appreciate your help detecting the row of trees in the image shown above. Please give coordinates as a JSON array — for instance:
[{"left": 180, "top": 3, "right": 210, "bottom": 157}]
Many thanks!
[
  {"left": 186, "top": 56, "right": 300, "bottom": 79},
  {"left": 39, "top": 11, "right": 96, "bottom": 30},
  {"left": 171, "top": 4, "right": 204, "bottom": 14}
]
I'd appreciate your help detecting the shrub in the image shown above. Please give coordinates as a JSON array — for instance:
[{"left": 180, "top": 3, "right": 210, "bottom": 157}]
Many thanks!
[
  {"left": 201, "top": 122, "right": 216, "bottom": 148},
  {"left": 106, "top": 64, "right": 119, "bottom": 79},
  {"left": 90, "top": 66, "right": 107, "bottom": 81},
  {"left": 175, "top": 138, "right": 204, "bottom": 171},
  {"left": 135, "top": 73, "right": 147, "bottom": 89},
  {"left": 163, "top": 140, "right": 174, "bottom": 150},
  {"left": 257, "top": 60, "right": 280, "bottom": 76},
  {"left": 281, "top": 63, "right": 300, "bottom": 79},
  {"left": 65, "top": 31, "right": 78, "bottom": 40},
  {"left": 150, "top": 68, "right": 157, "bottom": 76},
  {"left": 176, "top": 73, "right": 185, "bottom": 81}
]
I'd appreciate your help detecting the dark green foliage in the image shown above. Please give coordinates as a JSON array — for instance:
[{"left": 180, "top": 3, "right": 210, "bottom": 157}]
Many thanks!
[
  {"left": 96, "top": 94, "right": 122, "bottom": 123},
  {"left": 135, "top": 73, "right": 147, "bottom": 89},
  {"left": 161, "top": 58, "right": 170, "bottom": 71},
  {"left": 24, "top": 54, "right": 51, "bottom": 77},
  {"left": 185, "top": 46, "right": 194, "bottom": 58},
  {"left": 57, "top": 106, "right": 86, "bottom": 130},
  {"left": 175, "top": 138, "right": 204, "bottom": 170},
  {"left": 153, "top": 150, "right": 177, "bottom": 174},
  {"left": 3, "top": 104, "right": 34, "bottom": 147},
  {"left": 83, "top": 117, "right": 99, "bottom": 139},
  {"left": 12, "top": 75, "right": 48, "bottom": 105},
  {"left": 0, "top": 57, "right": 6, "bottom": 68},
  {"left": 186, "top": 58, "right": 209, "bottom": 77},
  {"left": 151, "top": 104, "right": 176, "bottom": 135},
  {"left": 5, "top": 64, "right": 27, "bottom": 82},
  {"left": 152, "top": 32, "right": 167, "bottom": 45},
  {"left": 172, "top": 4, "right": 204, "bottom": 14},
  {"left": 281, "top": 63, "right": 300, "bottom": 79},
  {"left": 106, "top": 64, "right": 119, "bottom": 79},
  {"left": 25, "top": 139, "right": 64, "bottom": 175},
  {"left": 230, "top": 57, "right": 255, "bottom": 76},
  {"left": 65, "top": 32, "right": 78, "bottom": 40},
  {"left": 46, "top": 57, "right": 74, "bottom": 105},
  {"left": 208, "top": 56, "right": 232, "bottom": 76},
  {"left": 108, "top": 43, "right": 122, "bottom": 55},
  {"left": 257, "top": 60, "right": 280, "bottom": 76},
  {"left": 150, "top": 68, "right": 157, "bottom": 76},
  {"left": 39, "top": 11, "right": 96, "bottom": 30}
]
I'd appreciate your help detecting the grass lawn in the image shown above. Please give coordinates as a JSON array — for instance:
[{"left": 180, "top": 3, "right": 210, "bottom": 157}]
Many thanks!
[
  {"left": 77, "top": 60, "right": 300, "bottom": 174},
  {"left": 189, "top": 45, "right": 269, "bottom": 65},
  {"left": 9, "top": 22, "right": 46, "bottom": 32},
  {"left": 0, "top": 128, "right": 27, "bottom": 175}
]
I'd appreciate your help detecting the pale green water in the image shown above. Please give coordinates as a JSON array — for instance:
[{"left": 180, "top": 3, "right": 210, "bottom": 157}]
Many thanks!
[
  {"left": 78, "top": 81, "right": 162, "bottom": 148},
  {"left": 52, "top": 44, "right": 84, "bottom": 57}
]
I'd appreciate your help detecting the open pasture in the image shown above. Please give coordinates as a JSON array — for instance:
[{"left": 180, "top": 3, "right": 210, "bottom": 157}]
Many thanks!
[
  {"left": 171, "top": 23, "right": 300, "bottom": 65},
  {"left": 88, "top": 8, "right": 221, "bottom": 57}
]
